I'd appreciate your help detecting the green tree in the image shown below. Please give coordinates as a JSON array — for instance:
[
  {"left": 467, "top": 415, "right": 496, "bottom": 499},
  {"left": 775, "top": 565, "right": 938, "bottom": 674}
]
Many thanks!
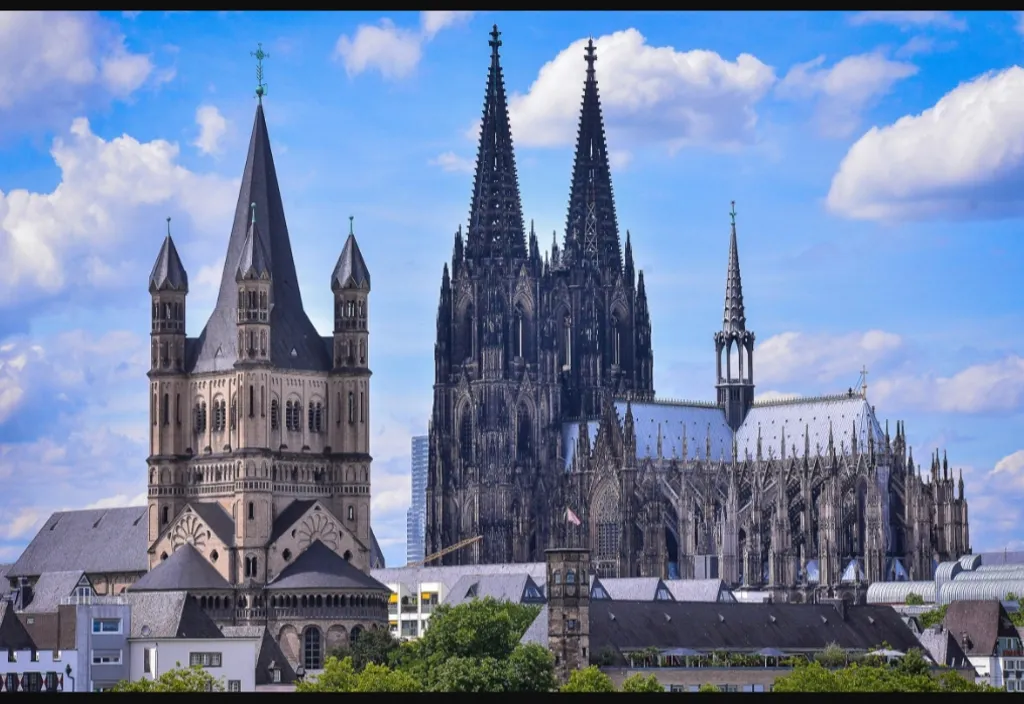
[
  {"left": 295, "top": 656, "right": 357, "bottom": 692},
  {"left": 296, "top": 656, "right": 423, "bottom": 693},
  {"left": 904, "top": 592, "right": 925, "bottom": 606},
  {"left": 813, "top": 642, "right": 848, "bottom": 668},
  {"left": 110, "top": 663, "right": 225, "bottom": 692},
  {"left": 329, "top": 627, "right": 399, "bottom": 671},
  {"left": 917, "top": 605, "right": 948, "bottom": 629},
  {"left": 773, "top": 659, "right": 1000, "bottom": 693},
  {"left": 560, "top": 666, "right": 616, "bottom": 693},
  {"left": 505, "top": 643, "right": 558, "bottom": 693},
  {"left": 697, "top": 683, "right": 721, "bottom": 692},
  {"left": 352, "top": 662, "right": 422, "bottom": 692},
  {"left": 620, "top": 673, "right": 665, "bottom": 692}
]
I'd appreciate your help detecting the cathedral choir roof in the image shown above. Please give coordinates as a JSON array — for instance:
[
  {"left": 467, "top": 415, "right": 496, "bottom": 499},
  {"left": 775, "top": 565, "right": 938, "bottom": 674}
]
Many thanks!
[
  {"left": 186, "top": 102, "right": 331, "bottom": 374},
  {"left": 129, "top": 543, "right": 232, "bottom": 592},
  {"left": 8, "top": 507, "right": 148, "bottom": 578},
  {"left": 268, "top": 540, "right": 389, "bottom": 592}
]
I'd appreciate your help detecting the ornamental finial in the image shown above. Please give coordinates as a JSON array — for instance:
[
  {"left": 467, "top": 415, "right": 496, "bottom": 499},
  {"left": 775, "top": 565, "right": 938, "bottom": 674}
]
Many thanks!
[
  {"left": 349, "top": 215, "right": 354, "bottom": 236},
  {"left": 730, "top": 200, "right": 737, "bottom": 227},
  {"left": 166, "top": 216, "right": 171, "bottom": 237},
  {"left": 251, "top": 42, "right": 269, "bottom": 102}
]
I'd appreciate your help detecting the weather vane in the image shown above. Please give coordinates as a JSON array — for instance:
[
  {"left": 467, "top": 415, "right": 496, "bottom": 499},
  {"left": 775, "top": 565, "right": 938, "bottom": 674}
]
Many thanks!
[
  {"left": 251, "top": 42, "right": 269, "bottom": 102},
  {"left": 730, "top": 200, "right": 737, "bottom": 227},
  {"left": 349, "top": 215, "right": 354, "bottom": 236},
  {"left": 166, "top": 216, "right": 171, "bottom": 236}
]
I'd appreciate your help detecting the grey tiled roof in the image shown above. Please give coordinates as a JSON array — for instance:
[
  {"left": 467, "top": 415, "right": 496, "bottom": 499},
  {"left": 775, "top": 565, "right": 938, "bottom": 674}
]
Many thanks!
[
  {"left": 269, "top": 541, "right": 389, "bottom": 591},
  {"left": 520, "top": 605, "right": 548, "bottom": 646},
  {"left": 368, "top": 528, "right": 385, "bottom": 569},
  {"left": 236, "top": 214, "right": 272, "bottom": 280},
  {"left": 916, "top": 626, "right": 973, "bottom": 668},
  {"left": 0, "top": 602, "right": 35, "bottom": 650},
  {"left": 663, "top": 579, "right": 729, "bottom": 602},
  {"left": 223, "top": 627, "right": 297, "bottom": 685},
  {"left": 443, "top": 573, "right": 535, "bottom": 606},
  {"left": 943, "top": 600, "right": 1018, "bottom": 656},
  {"left": 269, "top": 500, "right": 317, "bottom": 544},
  {"left": 331, "top": 233, "right": 371, "bottom": 291},
  {"left": 596, "top": 578, "right": 665, "bottom": 601},
  {"left": 127, "top": 591, "right": 224, "bottom": 639},
  {"left": 149, "top": 233, "right": 189, "bottom": 293},
  {"left": 129, "top": 544, "right": 231, "bottom": 592},
  {"left": 562, "top": 395, "right": 887, "bottom": 468},
  {"left": 0, "top": 563, "right": 13, "bottom": 581},
  {"left": 589, "top": 601, "right": 922, "bottom": 657},
  {"left": 8, "top": 507, "right": 148, "bottom": 578},
  {"left": 186, "top": 103, "right": 332, "bottom": 374},
  {"left": 190, "top": 502, "right": 236, "bottom": 548},
  {"left": 372, "top": 561, "right": 547, "bottom": 595},
  {"left": 21, "top": 571, "right": 84, "bottom": 613}
]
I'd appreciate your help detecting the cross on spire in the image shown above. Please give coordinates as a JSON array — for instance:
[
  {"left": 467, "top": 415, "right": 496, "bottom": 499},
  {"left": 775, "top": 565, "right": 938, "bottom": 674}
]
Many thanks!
[
  {"left": 730, "top": 200, "right": 737, "bottom": 227},
  {"left": 349, "top": 215, "right": 354, "bottom": 236},
  {"left": 859, "top": 365, "right": 869, "bottom": 398},
  {"left": 251, "top": 42, "right": 269, "bottom": 102},
  {"left": 489, "top": 25, "right": 501, "bottom": 52},
  {"left": 166, "top": 216, "right": 171, "bottom": 236}
]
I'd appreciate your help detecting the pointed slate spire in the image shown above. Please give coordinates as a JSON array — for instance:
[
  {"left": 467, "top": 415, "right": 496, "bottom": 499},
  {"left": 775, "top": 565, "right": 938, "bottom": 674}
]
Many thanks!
[
  {"left": 723, "top": 200, "right": 746, "bottom": 333},
  {"left": 465, "top": 25, "right": 526, "bottom": 262},
  {"left": 236, "top": 202, "right": 272, "bottom": 281},
  {"left": 189, "top": 98, "right": 330, "bottom": 373},
  {"left": 149, "top": 217, "right": 189, "bottom": 293},
  {"left": 331, "top": 216, "right": 371, "bottom": 292},
  {"left": 564, "top": 37, "right": 621, "bottom": 274},
  {"left": 624, "top": 230, "right": 635, "bottom": 288}
]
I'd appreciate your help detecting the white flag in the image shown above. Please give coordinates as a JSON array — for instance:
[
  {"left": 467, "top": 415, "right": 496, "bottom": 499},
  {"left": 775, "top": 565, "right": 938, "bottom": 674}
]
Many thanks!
[{"left": 566, "top": 507, "right": 582, "bottom": 526}]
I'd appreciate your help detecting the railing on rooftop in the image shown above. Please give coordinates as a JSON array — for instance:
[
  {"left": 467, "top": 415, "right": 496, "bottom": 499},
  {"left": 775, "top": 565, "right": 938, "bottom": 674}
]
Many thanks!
[{"left": 59, "top": 595, "right": 128, "bottom": 606}]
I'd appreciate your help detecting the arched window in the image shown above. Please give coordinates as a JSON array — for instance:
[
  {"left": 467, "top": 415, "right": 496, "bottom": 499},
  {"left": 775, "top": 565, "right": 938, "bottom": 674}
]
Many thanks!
[
  {"left": 359, "top": 392, "right": 365, "bottom": 423},
  {"left": 248, "top": 385, "right": 255, "bottom": 418},
  {"left": 460, "top": 304, "right": 474, "bottom": 362},
  {"left": 260, "top": 387, "right": 266, "bottom": 417},
  {"left": 350, "top": 625, "right": 363, "bottom": 643},
  {"left": 230, "top": 398, "right": 237, "bottom": 430},
  {"left": 161, "top": 393, "right": 169, "bottom": 426},
  {"left": 566, "top": 569, "right": 576, "bottom": 584},
  {"left": 271, "top": 399, "right": 279, "bottom": 429},
  {"left": 359, "top": 340, "right": 365, "bottom": 365},
  {"left": 612, "top": 315, "right": 622, "bottom": 366},
  {"left": 347, "top": 506, "right": 355, "bottom": 521},
  {"left": 303, "top": 627, "right": 323, "bottom": 671},
  {"left": 162, "top": 506, "right": 169, "bottom": 524},
  {"left": 175, "top": 393, "right": 181, "bottom": 426},
  {"left": 248, "top": 502, "right": 254, "bottom": 520},
  {"left": 516, "top": 405, "right": 531, "bottom": 459},
  {"left": 348, "top": 392, "right": 355, "bottom": 425},
  {"left": 459, "top": 410, "right": 473, "bottom": 463},
  {"left": 553, "top": 570, "right": 562, "bottom": 585}
]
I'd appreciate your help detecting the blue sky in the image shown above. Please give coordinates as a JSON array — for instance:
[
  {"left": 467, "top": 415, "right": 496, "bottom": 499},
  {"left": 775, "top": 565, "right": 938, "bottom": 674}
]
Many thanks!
[{"left": 1, "top": 10, "right": 1023, "bottom": 568}]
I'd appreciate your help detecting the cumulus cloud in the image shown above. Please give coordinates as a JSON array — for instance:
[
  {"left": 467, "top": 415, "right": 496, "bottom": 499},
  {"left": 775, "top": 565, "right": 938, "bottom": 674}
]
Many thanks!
[
  {"left": 990, "top": 450, "right": 1024, "bottom": 490},
  {"left": 193, "top": 105, "right": 228, "bottom": 155},
  {"left": 335, "top": 11, "right": 474, "bottom": 80},
  {"left": 429, "top": 151, "right": 475, "bottom": 174},
  {"left": 873, "top": 355, "right": 1024, "bottom": 414},
  {"left": 756, "top": 330, "right": 905, "bottom": 387},
  {"left": 755, "top": 390, "right": 801, "bottom": 403},
  {"left": 848, "top": 11, "right": 967, "bottom": 31},
  {"left": 777, "top": 52, "right": 918, "bottom": 138},
  {"left": 508, "top": 30, "right": 776, "bottom": 151},
  {"left": 828, "top": 67, "right": 1024, "bottom": 221},
  {"left": 0, "top": 12, "right": 171, "bottom": 136},
  {"left": 0, "top": 117, "right": 237, "bottom": 310}
]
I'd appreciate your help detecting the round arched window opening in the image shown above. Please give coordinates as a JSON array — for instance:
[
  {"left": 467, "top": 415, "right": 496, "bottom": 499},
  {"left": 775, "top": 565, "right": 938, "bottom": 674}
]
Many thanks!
[
  {"left": 210, "top": 550, "right": 219, "bottom": 563},
  {"left": 283, "top": 549, "right": 292, "bottom": 561},
  {"left": 160, "top": 552, "right": 168, "bottom": 561}
]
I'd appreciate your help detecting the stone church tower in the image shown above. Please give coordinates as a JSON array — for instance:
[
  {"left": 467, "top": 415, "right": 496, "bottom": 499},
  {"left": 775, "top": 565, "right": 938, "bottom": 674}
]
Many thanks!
[
  {"left": 427, "top": 28, "right": 653, "bottom": 565},
  {"left": 140, "top": 69, "right": 388, "bottom": 671}
]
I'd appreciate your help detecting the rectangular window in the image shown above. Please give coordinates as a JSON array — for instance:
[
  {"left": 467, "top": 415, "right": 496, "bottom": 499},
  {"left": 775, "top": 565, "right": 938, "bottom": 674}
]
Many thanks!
[
  {"left": 52, "top": 650, "right": 61, "bottom": 661},
  {"left": 144, "top": 648, "right": 153, "bottom": 674},
  {"left": 31, "top": 649, "right": 39, "bottom": 662},
  {"left": 92, "top": 650, "right": 122, "bottom": 665},
  {"left": 189, "top": 652, "right": 223, "bottom": 668},
  {"left": 228, "top": 680, "right": 242, "bottom": 692},
  {"left": 7, "top": 649, "right": 15, "bottom": 663},
  {"left": 92, "top": 618, "right": 122, "bottom": 634}
]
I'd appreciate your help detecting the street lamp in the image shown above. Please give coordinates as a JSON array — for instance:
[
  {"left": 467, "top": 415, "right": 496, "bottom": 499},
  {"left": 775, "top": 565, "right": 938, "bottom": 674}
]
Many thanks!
[
  {"left": 295, "top": 664, "right": 305, "bottom": 682},
  {"left": 64, "top": 664, "right": 74, "bottom": 693}
]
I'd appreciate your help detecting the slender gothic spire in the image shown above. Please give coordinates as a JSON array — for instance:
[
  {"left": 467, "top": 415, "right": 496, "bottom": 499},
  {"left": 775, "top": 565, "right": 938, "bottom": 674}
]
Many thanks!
[
  {"left": 236, "top": 202, "right": 271, "bottom": 281},
  {"left": 149, "top": 217, "right": 189, "bottom": 293},
  {"left": 723, "top": 201, "right": 746, "bottom": 333},
  {"left": 564, "top": 38, "right": 621, "bottom": 274},
  {"left": 465, "top": 25, "right": 526, "bottom": 261}
]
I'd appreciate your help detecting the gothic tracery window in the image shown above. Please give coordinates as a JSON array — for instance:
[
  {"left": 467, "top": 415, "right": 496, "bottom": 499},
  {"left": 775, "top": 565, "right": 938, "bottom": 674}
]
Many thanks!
[
  {"left": 459, "top": 410, "right": 473, "bottom": 463},
  {"left": 593, "top": 486, "right": 620, "bottom": 561},
  {"left": 271, "top": 399, "right": 279, "bottom": 430}
]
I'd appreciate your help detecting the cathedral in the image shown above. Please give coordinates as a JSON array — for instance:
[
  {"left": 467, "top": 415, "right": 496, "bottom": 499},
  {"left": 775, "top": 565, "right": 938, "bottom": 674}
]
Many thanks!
[
  {"left": 426, "top": 26, "right": 971, "bottom": 598},
  {"left": 138, "top": 66, "right": 389, "bottom": 670}
]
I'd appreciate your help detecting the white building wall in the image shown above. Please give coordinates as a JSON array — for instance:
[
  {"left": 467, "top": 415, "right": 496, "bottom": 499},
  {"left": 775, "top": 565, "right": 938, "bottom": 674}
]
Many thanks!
[
  {"left": 0, "top": 649, "right": 79, "bottom": 692},
  {"left": 128, "top": 638, "right": 261, "bottom": 692}
]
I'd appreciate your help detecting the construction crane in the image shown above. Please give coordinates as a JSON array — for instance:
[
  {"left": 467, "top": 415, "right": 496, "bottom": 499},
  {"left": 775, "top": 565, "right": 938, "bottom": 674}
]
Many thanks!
[{"left": 407, "top": 535, "right": 482, "bottom": 569}]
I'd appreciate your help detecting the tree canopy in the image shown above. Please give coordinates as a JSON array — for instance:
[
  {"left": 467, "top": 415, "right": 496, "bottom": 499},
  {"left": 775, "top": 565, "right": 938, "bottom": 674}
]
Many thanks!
[
  {"left": 111, "top": 664, "right": 224, "bottom": 692},
  {"left": 560, "top": 666, "right": 616, "bottom": 692},
  {"left": 328, "top": 626, "right": 399, "bottom": 671}
]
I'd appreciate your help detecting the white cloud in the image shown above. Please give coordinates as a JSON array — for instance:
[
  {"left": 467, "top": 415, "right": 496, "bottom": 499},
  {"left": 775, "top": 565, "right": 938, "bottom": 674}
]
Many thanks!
[
  {"left": 990, "top": 450, "right": 1024, "bottom": 490},
  {"left": 1016, "top": 12, "right": 1024, "bottom": 37},
  {"left": 777, "top": 52, "right": 918, "bottom": 138},
  {"left": 335, "top": 11, "right": 475, "bottom": 81},
  {"left": 0, "top": 117, "right": 237, "bottom": 308},
  {"left": 0, "top": 508, "right": 43, "bottom": 541},
  {"left": 84, "top": 492, "right": 148, "bottom": 510},
  {"left": 848, "top": 11, "right": 967, "bottom": 31},
  {"left": 193, "top": 105, "right": 228, "bottom": 155},
  {"left": 429, "top": 151, "right": 475, "bottom": 174},
  {"left": 122, "top": 11, "right": 141, "bottom": 20},
  {"left": 755, "top": 390, "right": 801, "bottom": 403},
  {"left": 509, "top": 30, "right": 776, "bottom": 151},
  {"left": 873, "top": 355, "right": 1024, "bottom": 414},
  {"left": 828, "top": 66, "right": 1024, "bottom": 221},
  {"left": 0, "top": 12, "right": 169, "bottom": 134},
  {"left": 756, "top": 330, "right": 904, "bottom": 387}
]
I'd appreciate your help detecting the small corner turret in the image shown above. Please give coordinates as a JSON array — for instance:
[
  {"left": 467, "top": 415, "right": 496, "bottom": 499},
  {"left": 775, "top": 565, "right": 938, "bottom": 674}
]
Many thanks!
[
  {"left": 149, "top": 216, "right": 189, "bottom": 375},
  {"left": 715, "top": 201, "right": 756, "bottom": 431},
  {"left": 235, "top": 202, "right": 273, "bottom": 365},
  {"left": 331, "top": 216, "right": 372, "bottom": 373}
]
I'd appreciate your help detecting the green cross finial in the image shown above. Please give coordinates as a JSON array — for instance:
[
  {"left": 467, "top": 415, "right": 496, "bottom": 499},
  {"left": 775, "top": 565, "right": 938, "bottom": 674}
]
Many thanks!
[
  {"left": 166, "top": 216, "right": 171, "bottom": 237},
  {"left": 250, "top": 202, "right": 256, "bottom": 226},
  {"left": 730, "top": 200, "right": 737, "bottom": 227},
  {"left": 349, "top": 215, "right": 354, "bottom": 236},
  {"left": 251, "top": 42, "right": 269, "bottom": 102}
]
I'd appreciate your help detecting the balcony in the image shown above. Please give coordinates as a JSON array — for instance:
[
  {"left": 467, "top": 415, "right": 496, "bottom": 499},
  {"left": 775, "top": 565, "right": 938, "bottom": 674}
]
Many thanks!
[
  {"left": 59, "top": 595, "right": 128, "bottom": 606},
  {"left": 204, "top": 606, "right": 385, "bottom": 623}
]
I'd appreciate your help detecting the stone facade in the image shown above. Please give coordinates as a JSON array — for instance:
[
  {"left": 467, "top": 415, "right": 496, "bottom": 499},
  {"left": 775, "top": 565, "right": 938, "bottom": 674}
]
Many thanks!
[{"left": 545, "top": 548, "right": 590, "bottom": 682}]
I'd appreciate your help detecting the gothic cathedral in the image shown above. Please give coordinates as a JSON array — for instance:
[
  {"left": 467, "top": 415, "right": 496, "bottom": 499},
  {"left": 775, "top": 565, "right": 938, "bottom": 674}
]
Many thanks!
[
  {"left": 142, "top": 83, "right": 389, "bottom": 669},
  {"left": 427, "top": 26, "right": 970, "bottom": 598}
]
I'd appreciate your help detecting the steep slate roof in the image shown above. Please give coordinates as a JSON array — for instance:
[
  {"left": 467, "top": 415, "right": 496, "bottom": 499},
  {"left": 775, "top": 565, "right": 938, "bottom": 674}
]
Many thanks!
[
  {"left": 331, "top": 232, "right": 371, "bottom": 291},
  {"left": 189, "top": 502, "right": 236, "bottom": 548},
  {"left": 520, "top": 605, "right": 549, "bottom": 646},
  {"left": 127, "top": 591, "right": 223, "bottom": 639},
  {"left": 917, "top": 626, "right": 973, "bottom": 668},
  {"left": 21, "top": 571, "right": 83, "bottom": 613},
  {"left": 129, "top": 544, "right": 232, "bottom": 592},
  {"left": 595, "top": 578, "right": 667, "bottom": 601},
  {"left": 236, "top": 208, "right": 272, "bottom": 280},
  {"left": 269, "top": 499, "right": 317, "bottom": 544},
  {"left": 0, "top": 602, "right": 35, "bottom": 650},
  {"left": 269, "top": 541, "right": 389, "bottom": 591},
  {"left": 372, "top": 562, "right": 548, "bottom": 596},
  {"left": 149, "top": 232, "right": 189, "bottom": 293},
  {"left": 222, "top": 626, "right": 297, "bottom": 685},
  {"left": 443, "top": 573, "right": 543, "bottom": 606},
  {"left": 368, "top": 528, "right": 385, "bottom": 569},
  {"left": 186, "top": 103, "right": 331, "bottom": 374},
  {"left": 943, "top": 600, "right": 1019, "bottom": 656},
  {"left": 664, "top": 579, "right": 732, "bottom": 602},
  {"left": 589, "top": 601, "right": 921, "bottom": 657},
  {"left": 9, "top": 507, "right": 148, "bottom": 578}
]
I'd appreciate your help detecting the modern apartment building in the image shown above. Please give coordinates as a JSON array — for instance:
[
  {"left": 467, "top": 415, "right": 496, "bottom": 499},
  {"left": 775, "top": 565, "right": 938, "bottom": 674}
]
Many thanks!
[{"left": 406, "top": 435, "right": 428, "bottom": 565}]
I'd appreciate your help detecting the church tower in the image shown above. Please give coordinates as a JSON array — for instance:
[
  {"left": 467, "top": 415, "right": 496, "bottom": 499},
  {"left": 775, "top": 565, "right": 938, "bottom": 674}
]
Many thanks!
[
  {"left": 715, "top": 203, "right": 755, "bottom": 431},
  {"left": 147, "top": 219, "right": 190, "bottom": 541}
]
